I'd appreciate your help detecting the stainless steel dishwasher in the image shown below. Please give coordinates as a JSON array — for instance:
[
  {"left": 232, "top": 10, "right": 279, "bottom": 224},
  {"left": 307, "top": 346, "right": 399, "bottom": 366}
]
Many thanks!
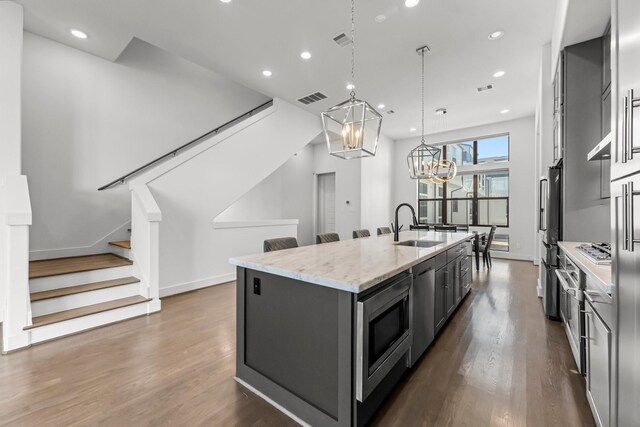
[{"left": 410, "top": 259, "right": 436, "bottom": 366}]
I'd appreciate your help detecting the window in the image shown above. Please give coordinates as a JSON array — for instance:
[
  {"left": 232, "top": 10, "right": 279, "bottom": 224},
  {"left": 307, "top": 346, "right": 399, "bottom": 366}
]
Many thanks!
[{"left": 417, "top": 134, "right": 510, "bottom": 227}]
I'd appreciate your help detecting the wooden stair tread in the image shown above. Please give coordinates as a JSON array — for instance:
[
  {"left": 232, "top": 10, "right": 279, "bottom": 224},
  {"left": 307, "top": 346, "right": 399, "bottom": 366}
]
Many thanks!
[
  {"left": 30, "top": 277, "right": 140, "bottom": 302},
  {"left": 29, "top": 254, "right": 132, "bottom": 279},
  {"left": 25, "top": 296, "right": 150, "bottom": 329},
  {"left": 109, "top": 240, "right": 131, "bottom": 249}
]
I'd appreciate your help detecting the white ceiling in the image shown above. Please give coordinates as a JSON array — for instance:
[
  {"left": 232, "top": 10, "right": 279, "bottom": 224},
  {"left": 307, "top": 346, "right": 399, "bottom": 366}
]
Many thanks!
[{"left": 16, "top": 0, "right": 557, "bottom": 140}]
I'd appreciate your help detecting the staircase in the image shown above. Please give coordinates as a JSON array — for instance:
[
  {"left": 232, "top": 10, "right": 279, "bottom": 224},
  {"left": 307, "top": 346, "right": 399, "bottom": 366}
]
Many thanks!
[{"left": 24, "top": 240, "right": 155, "bottom": 343}]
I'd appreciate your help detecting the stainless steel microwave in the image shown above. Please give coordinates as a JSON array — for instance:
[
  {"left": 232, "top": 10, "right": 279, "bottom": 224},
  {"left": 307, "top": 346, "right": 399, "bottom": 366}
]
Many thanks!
[{"left": 356, "top": 274, "right": 411, "bottom": 402}]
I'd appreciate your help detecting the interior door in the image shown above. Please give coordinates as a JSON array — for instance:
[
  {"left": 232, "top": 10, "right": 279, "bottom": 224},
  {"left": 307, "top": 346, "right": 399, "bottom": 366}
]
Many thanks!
[{"left": 317, "top": 173, "right": 336, "bottom": 234}]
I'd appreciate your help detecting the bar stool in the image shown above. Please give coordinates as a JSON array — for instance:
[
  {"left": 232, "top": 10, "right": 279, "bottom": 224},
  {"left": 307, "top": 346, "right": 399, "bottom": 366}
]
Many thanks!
[
  {"left": 352, "top": 229, "right": 371, "bottom": 239},
  {"left": 263, "top": 237, "right": 299, "bottom": 252},
  {"left": 316, "top": 233, "right": 340, "bottom": 244},
  {"left": 377, "top": 227, "right": 392, "bottom": 236}
]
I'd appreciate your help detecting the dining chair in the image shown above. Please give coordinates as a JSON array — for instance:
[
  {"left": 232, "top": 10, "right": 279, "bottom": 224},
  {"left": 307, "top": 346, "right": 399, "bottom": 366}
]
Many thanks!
[
  {"left": 377, "top": 227, "right": 392, "bottom": 236},
  {"left": 473, "top": 225, "right": 497, "bottom": 267},
  {"left": 353, "top": 229, "right": 371, "bottom": 239},
  {"left": 263, "top": 237, "right": 299, "bottom": 252},
  {"left": 316, "top": 233, "right": 340, "bottom": 244}
]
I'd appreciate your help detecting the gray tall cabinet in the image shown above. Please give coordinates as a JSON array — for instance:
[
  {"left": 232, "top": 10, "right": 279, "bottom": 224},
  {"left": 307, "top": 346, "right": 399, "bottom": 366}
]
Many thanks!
[{"left": 611, "top": 0, "right": 640, "bottom": 425}]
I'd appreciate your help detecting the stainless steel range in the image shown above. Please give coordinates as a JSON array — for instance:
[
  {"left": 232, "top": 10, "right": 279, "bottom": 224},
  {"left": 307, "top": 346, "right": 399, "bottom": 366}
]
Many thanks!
[{"left": 576, "top": 243, "right": 611, "bottom": 265}]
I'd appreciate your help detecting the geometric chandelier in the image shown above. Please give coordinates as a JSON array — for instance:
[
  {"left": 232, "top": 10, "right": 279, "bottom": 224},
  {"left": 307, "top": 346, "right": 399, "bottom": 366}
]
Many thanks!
[
  {"left": 407, "top": 45, "right": 442, "bottom": 179},
  {"left": 321, "top": 0, "right": 382, "bottom": 160}
]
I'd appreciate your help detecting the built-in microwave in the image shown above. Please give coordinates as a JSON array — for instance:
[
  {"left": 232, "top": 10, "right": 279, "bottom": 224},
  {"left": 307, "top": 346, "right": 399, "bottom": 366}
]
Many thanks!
[{"left": 356, "top": 274, "right": 411, "bottom": 402}]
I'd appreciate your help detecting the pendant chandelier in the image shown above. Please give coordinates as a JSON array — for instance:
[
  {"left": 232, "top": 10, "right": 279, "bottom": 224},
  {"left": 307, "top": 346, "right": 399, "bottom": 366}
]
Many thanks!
[
  {"left": 407, "top": 46, "right": 441, "bottom": 179},
  {"left": 407, "top": 45, "right": 457, "bottom": 183},
  {"left": 321, "top": 0, "right": 382, "bottom": 159}
]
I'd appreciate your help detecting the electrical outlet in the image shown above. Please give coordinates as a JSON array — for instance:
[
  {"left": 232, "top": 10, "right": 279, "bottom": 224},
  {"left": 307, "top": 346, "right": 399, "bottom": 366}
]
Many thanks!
[{"left": 253, "top": 278, "right": 261, "bottom": 295}]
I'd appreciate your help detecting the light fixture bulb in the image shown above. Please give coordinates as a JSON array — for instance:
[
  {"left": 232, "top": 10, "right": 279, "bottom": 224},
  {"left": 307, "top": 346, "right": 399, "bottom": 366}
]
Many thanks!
[
  {"left": 500, "top": 109, "right": 510, "bottom": 114},
  {"left": 70, "top": 29, "right": 88, "bottom": 39},
  {"left": 346, "top": 83, "right": 355, "bottom": 91},
  {"left": 493, "top": 70, "right": 506, "bottom": 78},
  {"left": 404, "top": 0, "right": 420, "bottom": 8},
  {"left": 377, "top": 104, "right": 385, "bottom": 109},
  {"left": 262, "top": 70, "right": 273, "bottom": 77},
  {"left": 410, "top": 128, "right": 417, "bottom": 132},
  {"left": 300, "top": 51, "right": 312, "bottom": 60},
  {"left": 488, "top": 30, "right": 505, "bottom": 40}
]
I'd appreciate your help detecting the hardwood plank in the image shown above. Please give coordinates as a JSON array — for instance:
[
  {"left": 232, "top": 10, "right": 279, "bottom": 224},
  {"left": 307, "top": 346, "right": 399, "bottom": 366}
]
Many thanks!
[
  {"left": 108, "top": 240, "right": 131, "bottom": 249},
  {"left": 0, "top": 261, "right": 595, "bottom": 426},
  {"left": 29, "top": 254, "right": 132, "bottom": 279},
  {"left": 25, "top": 296, "right": 150, "bottom": 329},
  {"left": 30, "top": 277, "right": 140, "bottom": 302}
]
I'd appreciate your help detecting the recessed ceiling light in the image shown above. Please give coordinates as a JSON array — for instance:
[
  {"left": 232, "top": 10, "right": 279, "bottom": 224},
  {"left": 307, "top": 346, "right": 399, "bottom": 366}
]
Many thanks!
[
  {"left": 375, "top": 14, "right": 387, "bottom": 23},
  {"left": 220, "top": 0, "right": 231, "bottom": 3},
  {"left": 70, "top": 29, "right": 88, "bottom": 39},
  {"left": 493, "top": 70, "right": 506, "bottom": 78},
  {"left": 377, "top": 104, "right": 386, "bottom": 109},
  {"left": 346, "top": 83, "right": 355, "bottom": 90},
  {"left": 404, "top": 0, "right": 420, "bottom": 8},
  {"left": 262, "top": 70, "right": 273, "bottom": 77},
  {"left": 300, "top": 51, "right": 312, "bottom": 60},
  {"left": 410, "top": 128, "right": 417, "bottom": 132},
  {"left": 488, "top": 30, "right": 505, "bottom": 40},
  {"left": 500, "top": 109, "right": 510, "bottom": 114}
]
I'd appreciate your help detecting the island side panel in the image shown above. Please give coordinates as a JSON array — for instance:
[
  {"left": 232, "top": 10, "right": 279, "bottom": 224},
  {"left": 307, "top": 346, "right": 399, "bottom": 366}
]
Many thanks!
[{"left": 236, "top": 267, "right": 354, "bottom": 427}]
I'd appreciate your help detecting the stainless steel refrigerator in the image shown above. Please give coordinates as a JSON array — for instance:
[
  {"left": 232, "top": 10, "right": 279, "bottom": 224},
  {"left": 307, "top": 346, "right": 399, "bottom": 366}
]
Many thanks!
[
  {"left": 612, "top": 0, "right": 640, "bottom": 424},
  {"left": 539, "top": 163, "right": 562, "bottom": 320}
]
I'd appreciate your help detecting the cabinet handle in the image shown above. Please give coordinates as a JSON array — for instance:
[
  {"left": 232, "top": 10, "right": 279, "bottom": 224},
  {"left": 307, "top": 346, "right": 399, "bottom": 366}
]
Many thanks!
[
  {"left": 624, "top": 183, "right": 630, "bottom": 251},
  {"left": 625, "top": 92, "right": 631, "bottom": 162}
]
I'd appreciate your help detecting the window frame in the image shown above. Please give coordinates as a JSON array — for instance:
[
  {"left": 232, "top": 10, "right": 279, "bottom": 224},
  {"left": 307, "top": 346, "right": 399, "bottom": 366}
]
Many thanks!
[{"left": 417, "top": 134, "right": 510, "bottom": 228}]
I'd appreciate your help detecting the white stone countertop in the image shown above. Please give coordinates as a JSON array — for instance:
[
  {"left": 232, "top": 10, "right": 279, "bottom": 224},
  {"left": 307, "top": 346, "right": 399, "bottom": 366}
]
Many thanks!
[
  {"left": 230, "top": 231, "right": 474, "bottom": 293},
  {"left": 558, "top": 241, "right": 613, "bottom": 295}
]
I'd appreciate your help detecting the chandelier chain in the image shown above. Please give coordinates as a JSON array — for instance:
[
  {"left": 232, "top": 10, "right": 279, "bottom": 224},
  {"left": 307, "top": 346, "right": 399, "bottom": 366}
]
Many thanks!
[
  {"left": 350, "top": 0, "right": 356, "bottom": 101},
  {"left": 421, "top": 48, "right": 425, "bottom": 143}
]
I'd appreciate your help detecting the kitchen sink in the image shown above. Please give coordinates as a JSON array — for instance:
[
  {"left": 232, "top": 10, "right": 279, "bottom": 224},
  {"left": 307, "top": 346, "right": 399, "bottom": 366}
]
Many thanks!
[{"left": 394, "top": 240, "right": 443, "bottom": 248}]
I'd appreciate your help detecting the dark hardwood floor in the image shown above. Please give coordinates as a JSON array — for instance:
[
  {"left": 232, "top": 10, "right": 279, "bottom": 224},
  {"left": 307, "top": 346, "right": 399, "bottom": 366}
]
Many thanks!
[{"left": 0, "top": 259, "right": 594, "bottom": 426}]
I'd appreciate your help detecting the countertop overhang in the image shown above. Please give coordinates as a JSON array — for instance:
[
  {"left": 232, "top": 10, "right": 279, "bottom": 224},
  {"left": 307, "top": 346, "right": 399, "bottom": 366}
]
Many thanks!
[
  {"left": 230, "top": 231, "right": 474, "bottom": 293},
  {"left": 558, "top": 241, "right": 613, "bottom": 294}
]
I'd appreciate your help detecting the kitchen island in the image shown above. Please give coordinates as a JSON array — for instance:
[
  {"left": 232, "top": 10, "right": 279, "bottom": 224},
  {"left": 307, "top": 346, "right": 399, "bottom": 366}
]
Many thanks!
[{"left": 230, "top": 231, "right": 474, "bottom": 427}]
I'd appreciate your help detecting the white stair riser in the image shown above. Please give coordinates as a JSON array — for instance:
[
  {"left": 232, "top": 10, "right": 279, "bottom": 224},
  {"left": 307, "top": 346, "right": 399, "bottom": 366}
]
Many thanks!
[
  {"left": 29, "top": 265, "right": 133, "bottom": 292},
  {"left": 28, "top": 299, "right": 161, "bottom": 344},
  {"left": 109, "top": 247, "right": 131, "bottom": 260},
  {"left": 31, "top": 282, "right": 145, "bottom": 317}
]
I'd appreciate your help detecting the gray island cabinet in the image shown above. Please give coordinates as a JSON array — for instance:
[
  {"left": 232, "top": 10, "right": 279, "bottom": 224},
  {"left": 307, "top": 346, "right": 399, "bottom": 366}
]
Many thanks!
[{"left": 230, "top": 231, "right": 473, "bottom": 427}]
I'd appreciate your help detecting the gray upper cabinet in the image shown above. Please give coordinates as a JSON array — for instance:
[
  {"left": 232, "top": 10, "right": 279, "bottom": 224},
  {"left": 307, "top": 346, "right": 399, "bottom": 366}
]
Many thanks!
[
  {"left": 612, "top": 0, "right": 640, "bottom": 180},
  {"left": 562, "top": 37, "right": 611, "bottom": 243}
]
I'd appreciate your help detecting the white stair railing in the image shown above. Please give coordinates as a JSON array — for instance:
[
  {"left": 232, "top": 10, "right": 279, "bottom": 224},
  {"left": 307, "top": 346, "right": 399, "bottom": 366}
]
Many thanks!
[
  {"left": 1, "top": 175, "right": 32, "bottom": 353},
  {"left": 130, "top": 184, "right": 162, "bottom": 313}
]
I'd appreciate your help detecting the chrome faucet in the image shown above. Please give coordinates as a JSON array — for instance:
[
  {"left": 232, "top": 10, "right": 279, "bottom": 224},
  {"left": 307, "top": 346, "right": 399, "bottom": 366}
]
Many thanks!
[{"left": 394, "top": 203, "right": 418, "bottom": 242}]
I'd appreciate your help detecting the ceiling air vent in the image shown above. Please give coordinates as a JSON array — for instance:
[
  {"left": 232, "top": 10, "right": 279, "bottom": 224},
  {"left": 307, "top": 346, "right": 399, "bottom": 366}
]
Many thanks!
[
  {"left": 385, "top": 110, "right": 395, "bottom": 115},
  {"left": 477, "top": 84, "right": 494, "bottom": 93},
  {"left": 297, "top": 91, "right": 328, "bottom": 105},
  {"left": 333, "top": 32, "right": 353, "bottom": 47}
]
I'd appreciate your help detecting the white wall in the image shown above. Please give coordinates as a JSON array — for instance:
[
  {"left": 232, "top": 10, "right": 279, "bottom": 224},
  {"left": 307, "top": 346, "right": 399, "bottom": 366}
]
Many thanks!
[
  {"left": 0, "top": 2, "right": 23, "bottom": 177},
  {"left": 393, "top": 116, "right": 537, "bottom": 261},
  {"left": 360, "top": 135, "right": 394, "bottom": 234},
  {"left": 312, "top": 143, "right": 362, "bottom": 241},
  {"left": 137, "top": 99, "right": 321, "bottom": 294},
  {"left": 216, "top": 144, "right": 315, "bottom": 245},
  {"left": 21, "top": 33, "right": 269, "bottom": 259}
]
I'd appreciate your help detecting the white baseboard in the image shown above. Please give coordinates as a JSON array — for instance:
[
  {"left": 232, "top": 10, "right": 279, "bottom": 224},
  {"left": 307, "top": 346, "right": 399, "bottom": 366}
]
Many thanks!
[
  {"left": 235, "top": 377, "right": 311, "bottom": 427},
  {"left": 159, "top": 273, "right": 235, "bottom": 298},
  {"left": 490, "top": 251, "right": 534, "bottom": 261},
  {"left": 536, "top": 278, "right": 543, "bottom": 298}
]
